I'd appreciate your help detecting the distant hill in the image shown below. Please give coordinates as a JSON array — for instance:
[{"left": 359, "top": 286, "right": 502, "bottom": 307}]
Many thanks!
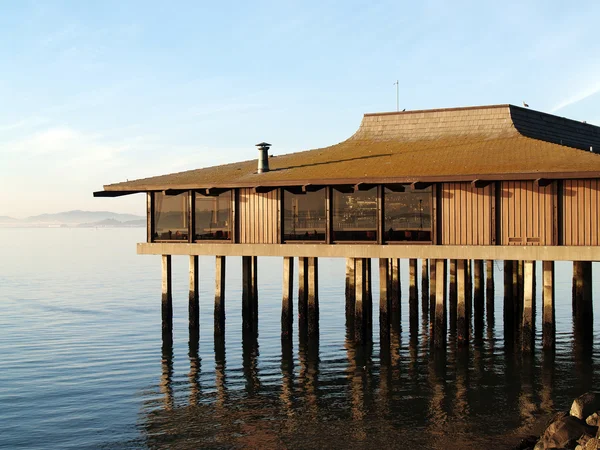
[
  {"left": 0, "top": 210, "right": 145, "bottom": 227},
  {"left": 26, "top": 210, "right": 144, "bottom": 224}
]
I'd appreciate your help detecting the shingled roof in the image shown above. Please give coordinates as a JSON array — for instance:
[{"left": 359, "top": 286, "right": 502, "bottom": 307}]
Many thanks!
[{"left": 97, "top": 104, "right": 600, "bottom": 195}]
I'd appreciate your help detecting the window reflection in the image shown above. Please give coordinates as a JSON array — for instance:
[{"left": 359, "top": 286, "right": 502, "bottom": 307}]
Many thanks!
[
  {"left": 283, "top": 189, "right": 326, "bottom": 241},
  {"left": 195, "top": 191, "right": 232, "bottom": 241},
  {"left": 153, "top": 192, "right": 189, "bottom": 241},
  {"left": 332, "top": 187, "right": 377, "bottom": 241},
  {"left": 385, "top": 187, "right": 432, "bottom": 242}
]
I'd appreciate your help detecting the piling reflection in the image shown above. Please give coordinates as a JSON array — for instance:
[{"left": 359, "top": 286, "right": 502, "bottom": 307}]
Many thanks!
[
  {"left": 141, "top": 285, "right": 598, "bottom": 449},
  {"left": 160, "top": 337, "right": 174, "bottom": 411}
]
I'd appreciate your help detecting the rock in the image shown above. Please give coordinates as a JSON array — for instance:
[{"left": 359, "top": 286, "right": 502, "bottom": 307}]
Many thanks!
[
  {"left": 571, "top": 393, "right": 600, "bottom": 421},
  {"left": 587, "top": 413, "right": 600, "bottom": 427},
  {"left": 585, "top": 437, "right": 600, "bottom": 449},
  {"left": 514, "top": 435, "right": 539, "bottom": 449},
  {"left": 541, "top": 415, "right": 597, "bottom": 449},
  {"left": 533, "top": 441, "right": 544, "bottom": 450}
]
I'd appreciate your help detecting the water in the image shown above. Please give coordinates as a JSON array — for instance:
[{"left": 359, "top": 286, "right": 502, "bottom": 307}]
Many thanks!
[{"left": 0, "top": 228, "right": 599, "bottom": 449}]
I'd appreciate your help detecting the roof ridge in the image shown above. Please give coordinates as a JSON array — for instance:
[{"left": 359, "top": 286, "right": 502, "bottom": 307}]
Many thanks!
[{"left": 364, "top": 104, "right": 511, "bottom": 117}]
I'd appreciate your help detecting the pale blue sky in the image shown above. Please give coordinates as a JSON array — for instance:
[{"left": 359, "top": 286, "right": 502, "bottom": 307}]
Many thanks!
[{"left": 1, "top": 0, "right": 599, "bottom": 217}]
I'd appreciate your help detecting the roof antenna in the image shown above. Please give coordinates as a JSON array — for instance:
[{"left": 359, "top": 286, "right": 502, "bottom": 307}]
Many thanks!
[{"left": 394, "top": 80, "right": 399, "bottom": 112}]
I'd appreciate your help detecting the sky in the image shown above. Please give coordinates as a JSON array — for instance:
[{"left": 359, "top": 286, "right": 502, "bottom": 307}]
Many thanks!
[{"left": 1, "top": 0, "right": 599, "bottom": 218}]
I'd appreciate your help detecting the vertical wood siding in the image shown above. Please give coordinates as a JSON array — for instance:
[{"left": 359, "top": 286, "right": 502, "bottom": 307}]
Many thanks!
[
  {"left": 238, "top": 188, "right": 281, "bottom": 244},
  {"left": 500, "top": 181, "right": 554, "bottom": 246},
  {"left": 441, "top": 183, "right": 493, "bottom": 245},
  {"left": 563, "top": 179, "right": 600, "bottom": 246}
]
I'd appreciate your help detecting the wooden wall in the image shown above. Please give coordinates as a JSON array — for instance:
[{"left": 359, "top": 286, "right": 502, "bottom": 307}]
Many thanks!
[
  {"left": 500, "top": 181, "right": 555, "bottom": 246},
  {"left": 440, "top": 183, "right": 494, "bottom": 245},
  {"left": 238, "top": 188, "right": 280, "bottom": 244},
  {"left": 563, "top": 179, "right": 600, "bottom": 246}
]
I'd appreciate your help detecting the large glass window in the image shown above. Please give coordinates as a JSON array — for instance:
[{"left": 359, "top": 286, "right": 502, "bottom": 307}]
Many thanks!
[
  {"left": 384, "top": 186, "right": 432, "bottom": 242},
  {"left": 194, "top": 191, "right": 232, "bottom": 241},
  {"left": 332, "top": 187, "right": 377, "bottom": 241},
  {"left": 153, "top": 192, "right": 189, "bottom": 241},
  {"left": 283, "top": 188, "right": 326, "bottom": 241}
]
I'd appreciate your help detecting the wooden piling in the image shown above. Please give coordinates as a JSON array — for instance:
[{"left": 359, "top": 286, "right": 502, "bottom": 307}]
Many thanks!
[
  {"left": 434, "top": 259, "right": 447, "bottom": 348},
  {"left": 430, "top": 259, "right": 437, "bottom": 321},
  {"left": 379, "top": 258, "right": 390, "bottom": 345},
  {"left": 390, "top": 258, "right": 401, "bottom": 317},
  {"left": 282, "top": 257, "right": 294, "bottom": 339},
  {"left": 542, "top": 261, "right": 555, "bottom": 350},
  {"left": 409, "top": 258, "right": 418, "bottom": 331},
  {"left": 486, "top": 260, "right": 495, "bottom": 328},
  {"left": 355, "top": 258, "right": 367, "bottom": 343},
  {"left": 162, "top": 255, "right": 173, "bottom": 338},
  {"left": 189, "top": 255, "right": 199, "bottom": 340},
  {"left": 522, "top": 261, "right": 535, "bottom": 352},
  {"left": 242, "top": 256, "right": 253, "bottom": 332},
  {"left": 252, "top": 256, "right": 258, "bottom": 325},
  {"left": 307, "top": 257, "right": 319, "bottom": 337},
  {"left": 474, "top": 259, "right": 484, "bottom": 338},
  {"left": 573, "top": 261, "right": 593, "bottom": 340},
  {"left": 449, "top": 260, "right": 457, "bottom": 333},
  {"left": 345, "top": 258, "right": 356, "bottom": 327},
  {"left": 421, "top": 258, "right": 429, "bottom": 318},
  {"left": 365, "top": 258, "right": 373, "bottom": 336},
  {"left": 503, "top": 260, "right": 513, "bottom": 325},
  {"left": 466, "top": 259, "right": 473, "bottom": 326},
  {"left": 214, "top": 256, "right": 226, "bottom": 336},
  {"left": 457, "top": 259, "right": 468, "bottom": 345},
  {"left": 298, "top": 257, "right": 309, "bottom": 332}
]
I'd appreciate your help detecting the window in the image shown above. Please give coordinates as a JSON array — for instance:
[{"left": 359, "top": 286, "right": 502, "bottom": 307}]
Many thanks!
[
  {"left": 194, "top": 191, "right": 232, "bottom": 241},
  {"left": 332, "top": 187, "right": 377, "bottom": 241},
  {"left": 384, "top": 186, "right": 432, "bottom": 242},
  {"left": 283, "top": 188, "right": 326, "bottom": 241},
  {"left": 153, "top": 191, "right": 189, "bottom": 241}
]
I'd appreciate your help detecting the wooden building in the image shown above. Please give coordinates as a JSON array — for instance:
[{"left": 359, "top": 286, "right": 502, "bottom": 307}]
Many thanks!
[{"left": 95, "top": 104, "right": 600, "bottom": 350}]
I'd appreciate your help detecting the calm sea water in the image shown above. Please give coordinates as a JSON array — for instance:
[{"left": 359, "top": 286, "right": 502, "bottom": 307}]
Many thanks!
[{"left": 1, "top": 228, "right": 599, "bottom": 449}]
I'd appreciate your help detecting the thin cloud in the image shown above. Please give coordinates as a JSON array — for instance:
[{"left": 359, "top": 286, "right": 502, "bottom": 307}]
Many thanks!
[{"left": 550, "top": 80, "right": 600, "bottom": 113}]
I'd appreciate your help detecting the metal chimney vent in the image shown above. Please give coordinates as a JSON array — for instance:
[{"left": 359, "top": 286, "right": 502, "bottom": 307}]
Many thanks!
[{"left": 256, "top": 142, "right": 271, "bottom": 173}]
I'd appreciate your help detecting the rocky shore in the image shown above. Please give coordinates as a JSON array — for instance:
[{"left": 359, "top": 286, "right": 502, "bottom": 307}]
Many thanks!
[{"left": 515, "top": 392, "right": 600, "bottom": 450}]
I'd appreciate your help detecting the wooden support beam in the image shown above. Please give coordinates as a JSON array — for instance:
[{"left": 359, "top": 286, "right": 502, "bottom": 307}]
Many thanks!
[
  {"left": 282, "top": 257, "right": 294, "bottom": 339},
  {"left": 434, "top": 259, "right": 447, "bottom": 348},
  {"left": 471, "top": 179, "right": 493, "bottom": 189},
  {"left": 147, "top": 192, "right": 154, "bottom": 243},
  {"left": 189, "top": 255, "right": 200, "bottom": 341},
  {"left": 411, "top": 181, "right": 433, "bottom": 191},
  {"left": 354, "top": 182, "right": 378, "bottom": 192},
  {"left": 215, "top": 256, "right": 226, "bottom": 336},
  {"left": 522, "top": 261, "right": 535, "bottom": 352},
  {"left": 534, "top": 178, "right": 553, "bottom": 188},
  {"left": 307, "top": 257, "right": 319, "bottom": 337},
  {"left": 573, "top": 261, "right": 593, "bottom": 340},
  {"left": 161, "top": 255, "right": 173, "bottom": 338},
  {"left": 457, "top": 259, "right": 468, "bottom": 345},
  {"left": 302, "top": 184, "right": 325, "bottom": 193},
  {"left": 384, "top": 183, "right": 406, "bottom": 193},
  {"left": 252, "top": 256, "right": 258, "bottom": 325},
  {"left": 164, "top": 189, "right": 187, "bottom": 196},
  {"left": 254, "top": 186, "right": 278, "bottom": 194},
  {"left": 542, "top": 261, "right": 555, "bottom": 350},
  {"left": 203, "top": 187, "right": 229, "bottom": 196}
]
